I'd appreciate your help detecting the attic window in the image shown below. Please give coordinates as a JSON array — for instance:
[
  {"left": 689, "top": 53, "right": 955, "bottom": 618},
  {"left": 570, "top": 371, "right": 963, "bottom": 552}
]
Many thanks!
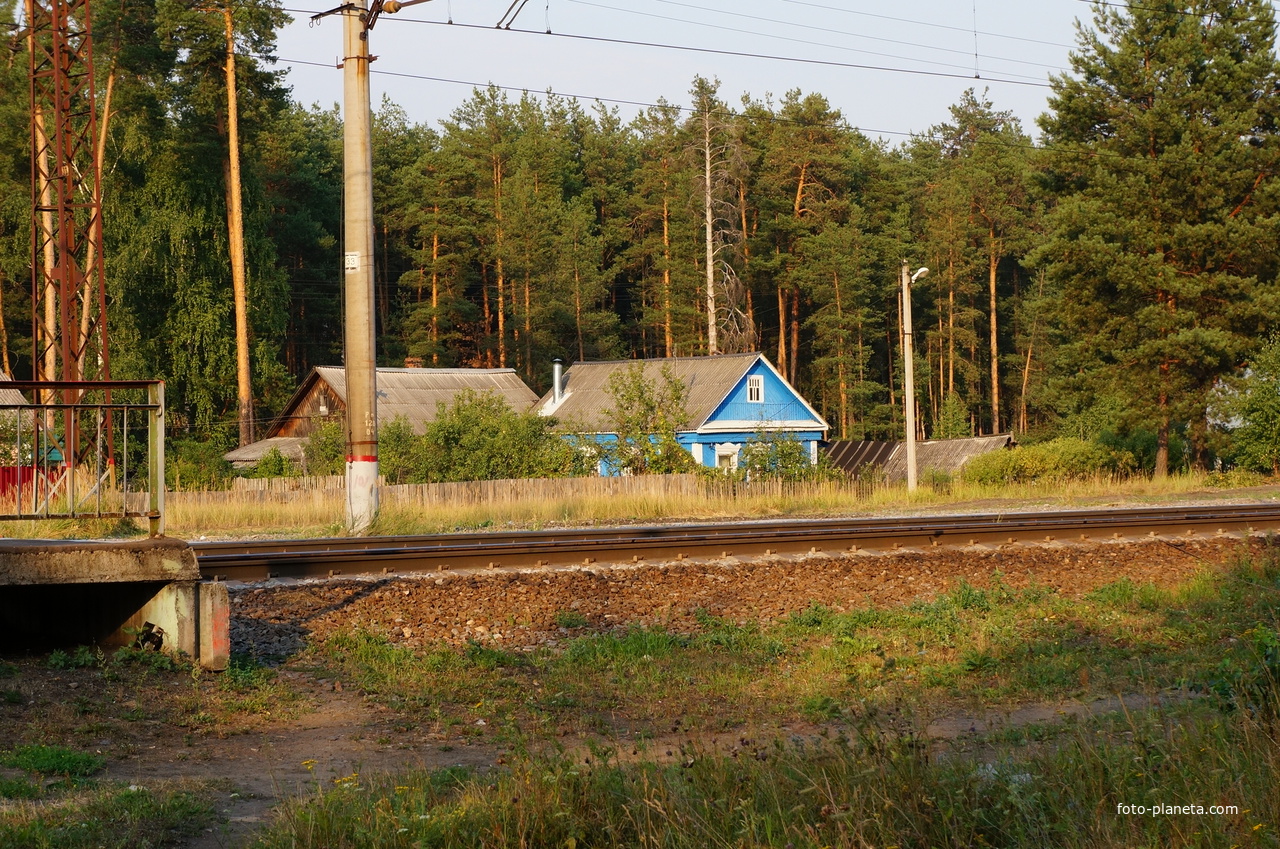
[{"left": 747, "top": 375, "right": 764, "bottom": 403}]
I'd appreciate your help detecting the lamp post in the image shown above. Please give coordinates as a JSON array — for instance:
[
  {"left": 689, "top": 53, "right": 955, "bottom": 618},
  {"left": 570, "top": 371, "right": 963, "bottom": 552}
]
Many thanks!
[{"left": 901, "top": 262, "right": 928, "bottom": 493}]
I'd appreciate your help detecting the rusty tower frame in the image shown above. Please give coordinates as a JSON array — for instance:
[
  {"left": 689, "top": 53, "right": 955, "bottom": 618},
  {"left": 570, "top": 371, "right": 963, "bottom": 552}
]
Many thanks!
[{"left": 26, "top": 0, "right": 111, "bottom": 389}]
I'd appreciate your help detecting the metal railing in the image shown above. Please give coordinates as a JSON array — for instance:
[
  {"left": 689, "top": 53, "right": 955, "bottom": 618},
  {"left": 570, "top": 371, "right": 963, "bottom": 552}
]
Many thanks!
[{"left": 0, "top": 380, "right": 164, "bottom": 537}]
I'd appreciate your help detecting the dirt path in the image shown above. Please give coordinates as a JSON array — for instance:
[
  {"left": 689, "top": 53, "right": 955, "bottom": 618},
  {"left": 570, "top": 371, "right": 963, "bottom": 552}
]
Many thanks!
[{"left": 2, "top": 534, "right": 1259, "bottom": 847}]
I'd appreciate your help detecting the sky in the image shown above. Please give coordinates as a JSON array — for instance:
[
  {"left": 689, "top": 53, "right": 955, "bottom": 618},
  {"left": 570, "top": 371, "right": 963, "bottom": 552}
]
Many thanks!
[{"left": 266, "top": 1, "right": 1201, "bottom": 143}]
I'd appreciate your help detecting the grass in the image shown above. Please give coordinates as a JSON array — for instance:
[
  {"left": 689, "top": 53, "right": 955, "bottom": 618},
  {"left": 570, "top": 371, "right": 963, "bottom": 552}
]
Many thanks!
[
  {"left": 0, "top": 744, "right": 105, "bottom": 779},
  {"left": 0, "top": 780, "right": 218, "bottom": 849},
  {"left": 254, "top": 544, "right": 1280, "bottom": 846},
  {"left": 251, "top": 698, "right": 1279, "bottom": 849},
  {"left": 307, "top": 546, "right": 1280, "bottom": 740},
  {"left": 0, "top": 468, "right": 1259, "bottom": 540}
]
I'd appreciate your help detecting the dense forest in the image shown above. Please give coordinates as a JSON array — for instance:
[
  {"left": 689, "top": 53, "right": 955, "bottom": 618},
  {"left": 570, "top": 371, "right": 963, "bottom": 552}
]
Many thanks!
[{"left": 2, "top": 0, "right": 1280, "bottom": 476}]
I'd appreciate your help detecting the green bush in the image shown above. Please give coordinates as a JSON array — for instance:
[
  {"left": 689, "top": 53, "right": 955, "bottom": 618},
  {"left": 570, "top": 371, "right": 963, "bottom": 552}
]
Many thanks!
[
  {"left": 736, "top": 431, "right": 839, "bottom": 483},
  {"left": 246, "top": 446, "right": 298, "bottom": 478},
  {"left": 303, "top": 420, "right": 346, "bottom": 476},
  {"left": 167, "top": 439, "right": 234, "bottom": 490},
  {"left": 961, "top": 437, "right": 1116, "bottom": 485}
]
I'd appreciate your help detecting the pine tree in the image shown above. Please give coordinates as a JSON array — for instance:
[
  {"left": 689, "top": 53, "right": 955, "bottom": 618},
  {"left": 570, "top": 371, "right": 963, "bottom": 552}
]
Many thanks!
[{"left": 1036, "top": 0, "right": 1280, "bottom": 475}]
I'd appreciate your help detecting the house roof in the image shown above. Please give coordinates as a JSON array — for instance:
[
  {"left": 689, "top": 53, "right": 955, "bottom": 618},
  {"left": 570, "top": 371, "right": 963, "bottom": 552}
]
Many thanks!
[
  {"left": 825, "top": 435, "right": 1014, "bottom": 481},
  {"left": 266, "top": 366, "right": 540, "bottom": 437},
  {"left": 223, "top": 436, "right": 306, "bottom": 469},
  {"left": 532, "top": 353, "right": 826, "bottom": 433},
  {"left": 0, "top": 373, "right": 28, "bottom": 408}
]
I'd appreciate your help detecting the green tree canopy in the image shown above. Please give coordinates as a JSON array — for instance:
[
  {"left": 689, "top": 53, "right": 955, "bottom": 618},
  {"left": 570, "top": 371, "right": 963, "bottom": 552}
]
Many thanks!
[{"left": 1034, "top": 0, "right": 1280, "bottom": 475}]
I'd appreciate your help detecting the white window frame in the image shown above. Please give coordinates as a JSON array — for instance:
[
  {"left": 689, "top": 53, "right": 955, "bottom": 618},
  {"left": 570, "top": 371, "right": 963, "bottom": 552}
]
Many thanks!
[{"left": 747, "top": 374, "right": 764, "bottom": 403}]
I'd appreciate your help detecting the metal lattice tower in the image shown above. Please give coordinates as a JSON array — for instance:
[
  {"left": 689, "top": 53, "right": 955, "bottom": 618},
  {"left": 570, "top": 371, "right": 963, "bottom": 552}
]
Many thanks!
[{"left": 26, "top": 0, "right": 110, "bottom": 387}]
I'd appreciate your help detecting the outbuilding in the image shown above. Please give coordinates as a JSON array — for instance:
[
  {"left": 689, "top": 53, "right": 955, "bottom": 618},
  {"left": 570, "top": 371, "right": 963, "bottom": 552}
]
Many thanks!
[{"left": 224, "top": 366, "right": 539, "bottom": 469}]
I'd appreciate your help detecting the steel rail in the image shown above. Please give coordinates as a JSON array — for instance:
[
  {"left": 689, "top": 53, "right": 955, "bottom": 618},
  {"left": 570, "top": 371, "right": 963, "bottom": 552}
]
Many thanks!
[{"left": 193, "top": 502, "right": 1280, "bottom": 582}]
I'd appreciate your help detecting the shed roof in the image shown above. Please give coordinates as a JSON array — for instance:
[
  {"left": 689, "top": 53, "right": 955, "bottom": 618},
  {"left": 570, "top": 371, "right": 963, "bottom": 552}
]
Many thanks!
[
  {"left": 0, "top": 373, "right": 28, "bottom": 408},
  {"left": 223, "top": 436, "right": 306, "bottom": 469},
  {"left": 825, "top": 434, "right": 1014, "bottom": 481},
  {"left": 533, "top": 353, "right": 819, "bottom": 433},
  {"left": 266, "top": 366, "right": 539, "bottom": 437}
]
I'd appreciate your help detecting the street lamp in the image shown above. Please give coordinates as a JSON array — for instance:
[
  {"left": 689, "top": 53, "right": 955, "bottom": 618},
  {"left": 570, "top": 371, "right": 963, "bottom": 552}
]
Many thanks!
[{"left": 902, "top": 262, "right": 928, "bottom": 492}]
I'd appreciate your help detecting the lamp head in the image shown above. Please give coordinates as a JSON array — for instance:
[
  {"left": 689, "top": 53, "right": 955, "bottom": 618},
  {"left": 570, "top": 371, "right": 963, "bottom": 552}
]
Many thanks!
[{"left": 911, "top": 267, "right": 929, "bottom": 282}]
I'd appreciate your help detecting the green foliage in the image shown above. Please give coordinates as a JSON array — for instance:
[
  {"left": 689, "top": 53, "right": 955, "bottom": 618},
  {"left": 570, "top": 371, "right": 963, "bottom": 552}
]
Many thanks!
[
  {"left": 47, "top": 646, "right": 98, "bottom": 670},
  {"left": 736, "top": 430, "right": 838, "bottom": 483},
  {"left": 167, "top": 439, "right": 234, "bottom": 491},
  {"left": 1203, "top": 625, "right": 1280, "bottom": 718},
  {"left": 600, "top": 363, "right": 696, "bottom": 475},
  {"left": 246, "top": 446, "right": 298, "bottom": 479},
  {"left": 553, "top": 610, "right": 589, "bottom": 629},
  {"left": 1034, "top": 0, "right": 1280, "bottom": 472},
  {"left": 961, "top": 437, "right": 1116, "bottom": 485},
  {"left": 933, "top": 392, "right": 971, "bottom": 440},
  {"left": 303, "top": 421, "right": 346, "bottom": 477},
  {"left": 0, "top": 745, "right": 105, "bottom": 778},
  {"left": 1221, "top": 335, "right": 1280, "bottom": 474},
  {"left": 418, "top": 391, "right": 579, "bottom": 482}
]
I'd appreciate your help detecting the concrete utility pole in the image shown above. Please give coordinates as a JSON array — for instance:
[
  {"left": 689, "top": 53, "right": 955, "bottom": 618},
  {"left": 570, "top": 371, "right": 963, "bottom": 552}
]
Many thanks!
[
  {"left": 313, "top": 0, "right": 434, "bottom": 533},
  {"left": 901, "top": 262, "right": 928, "bottom": 493},
  {"left": 341, "top": 0, "right": 379, "bottom": 534}
]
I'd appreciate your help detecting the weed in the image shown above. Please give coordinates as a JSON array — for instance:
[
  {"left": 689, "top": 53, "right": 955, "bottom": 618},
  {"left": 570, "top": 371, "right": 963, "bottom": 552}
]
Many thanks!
[
  {"left": 463, "top": 641, "right": 524, "bottom": 670},
  {"left": 554, "top": 610, "right": 589, "bottom": 629},
  {"left": 251, "top": 703, "right": 1280, "bottom": 849},
  {"left": 111, "top": 644, "right": 186, "bottom": 672},
  {"left": 1, "top": 689, "right": 22, "bottom": 705},
  {"left": 950, "top": 579, "right": 991, "bottom": 612},
  {"left": 961, "top": 649, "right": 1000, "bottom": 673},
  {"left": 0, "top": 661, "right": 16, "bottom": 678},
  {"left": 788, "top": 601, "right": 835, "bottom": 629},
  {"left": 0, "top": 744, "right": 105, "bottom": 778},
  {"left": 0, "top": 781, "right": 216, "bottom": 847},
  {"left": 801, "top": 694, "right": 843, "bottom": 720},
  {"left": 0, "top": 777, "right": 39, "bottom": 800},
  {"left": 47, "top": 645, "right": 97, "bottom": 670}
]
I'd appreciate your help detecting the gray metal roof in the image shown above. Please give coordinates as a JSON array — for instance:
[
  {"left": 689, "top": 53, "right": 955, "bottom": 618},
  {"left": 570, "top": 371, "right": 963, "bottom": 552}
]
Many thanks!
[
  {"left": 532, "top": 353, "right": 766, "bottom": 432},
  {"left": 822, "top": 440, "right": 898, "bottom": 476},
  {"left": 223, "top": 436, "right": 306, "bottom": 469},
  {"left": 312, "top": 367, "right": 539, "bottom": 431},
  {"left": 0, "top": 373, "right": 27, "bottom": 408},
  {"left": 871, "top": 434, "right": 1014, "bottom": 482}
]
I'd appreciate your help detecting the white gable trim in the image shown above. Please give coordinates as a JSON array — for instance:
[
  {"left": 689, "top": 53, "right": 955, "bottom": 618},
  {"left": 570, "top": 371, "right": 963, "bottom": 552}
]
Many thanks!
[
  {"left": 750, "top": 356, "right": 829, "bottom": 433},
  {"left": 697, "top": 420, "right": 825, "bottom": 434}
]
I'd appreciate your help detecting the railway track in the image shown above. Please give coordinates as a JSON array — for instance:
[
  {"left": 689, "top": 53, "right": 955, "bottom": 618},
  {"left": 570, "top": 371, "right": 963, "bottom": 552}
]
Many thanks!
[{"left": 193, "top": 502, "right": 1280, "bottom": 582}]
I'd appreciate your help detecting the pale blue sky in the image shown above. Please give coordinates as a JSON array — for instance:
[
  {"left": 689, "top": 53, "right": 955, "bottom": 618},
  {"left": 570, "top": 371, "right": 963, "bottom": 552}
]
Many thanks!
[{"left": 266, "top": 1, "right": 1235, "bottom": 143}]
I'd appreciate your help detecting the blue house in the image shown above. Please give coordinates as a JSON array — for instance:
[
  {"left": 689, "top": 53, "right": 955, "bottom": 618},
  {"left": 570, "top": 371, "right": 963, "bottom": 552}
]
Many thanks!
[{"left": 533, "top": 353, "right": 828, "bottom": 473}]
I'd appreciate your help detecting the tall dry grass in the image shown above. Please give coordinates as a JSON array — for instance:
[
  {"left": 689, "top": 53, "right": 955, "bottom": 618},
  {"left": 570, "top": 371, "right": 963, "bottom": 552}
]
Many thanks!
[{"left": 0, "top": 469, "right": 1261, "bottom": 540}]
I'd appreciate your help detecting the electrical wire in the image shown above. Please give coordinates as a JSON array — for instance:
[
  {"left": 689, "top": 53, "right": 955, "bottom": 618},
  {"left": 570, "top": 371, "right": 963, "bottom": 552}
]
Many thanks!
[
  {"left": 280, "top": 14, "right": 1053, "bottom": 89},
  {"left": 263, "top": 53, "right": 1250, "bottom": 165},
  {"left": 780, "top": 0, "right": 1076, "bottom": 49},
  {"left": 635, "top": 0, "right": 1067, "bottom": 73}
]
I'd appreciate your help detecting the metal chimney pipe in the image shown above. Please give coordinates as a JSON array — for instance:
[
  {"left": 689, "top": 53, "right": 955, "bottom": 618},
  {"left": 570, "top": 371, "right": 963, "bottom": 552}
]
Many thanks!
[{"left": 552, "top": 359, "right": 563, "bottom": 405}]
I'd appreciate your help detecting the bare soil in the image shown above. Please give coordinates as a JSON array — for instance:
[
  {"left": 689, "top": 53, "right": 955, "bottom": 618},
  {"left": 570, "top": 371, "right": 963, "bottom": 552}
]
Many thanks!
[{"left": 0, "top": 534, "right": 1256, "bottom": 847}]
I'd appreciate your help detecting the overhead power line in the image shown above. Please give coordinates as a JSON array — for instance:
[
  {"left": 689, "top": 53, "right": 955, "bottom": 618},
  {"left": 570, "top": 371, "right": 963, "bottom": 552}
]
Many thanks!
[
  {"left": 781, "top": 0, "right": 1076, "bottom": 49},
  {"left": 292, "top": 14, "right": 1055, "bottom": 89},
  {"left": 576, "top": 0, "right": 1068, "bottom": 75}
]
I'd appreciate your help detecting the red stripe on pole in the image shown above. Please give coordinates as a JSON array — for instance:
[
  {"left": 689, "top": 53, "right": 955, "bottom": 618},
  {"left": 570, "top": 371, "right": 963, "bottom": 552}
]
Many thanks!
[{"left": 346, "top": 455, "right": 378, "bottom": 462}]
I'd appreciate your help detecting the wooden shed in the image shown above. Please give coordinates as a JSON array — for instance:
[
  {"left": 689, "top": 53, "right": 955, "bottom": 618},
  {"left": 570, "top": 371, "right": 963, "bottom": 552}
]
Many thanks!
[{"left": 224, "top": 366, "right": 539, "bottom": 469}]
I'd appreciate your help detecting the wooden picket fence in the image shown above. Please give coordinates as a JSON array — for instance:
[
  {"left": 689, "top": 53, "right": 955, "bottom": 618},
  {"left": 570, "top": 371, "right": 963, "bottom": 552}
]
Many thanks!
[{"left": 166, "top": 472, "right": 884, "bottom": 510}]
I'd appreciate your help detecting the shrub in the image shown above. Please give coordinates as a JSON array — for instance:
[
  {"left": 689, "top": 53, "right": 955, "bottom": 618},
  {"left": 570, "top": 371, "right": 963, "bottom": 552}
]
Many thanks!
[
  {"left": 303, "top": 420, "right": 346, "bottom": 476},
  {"left": 737, "top": 431, "right": 837, "bottom": 483},
  {"left": 167, "top": 438, "right": 234, "bottom": 490},
  {"left": 961, "top": 437, "right": 1115, "bottom": 485}
]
